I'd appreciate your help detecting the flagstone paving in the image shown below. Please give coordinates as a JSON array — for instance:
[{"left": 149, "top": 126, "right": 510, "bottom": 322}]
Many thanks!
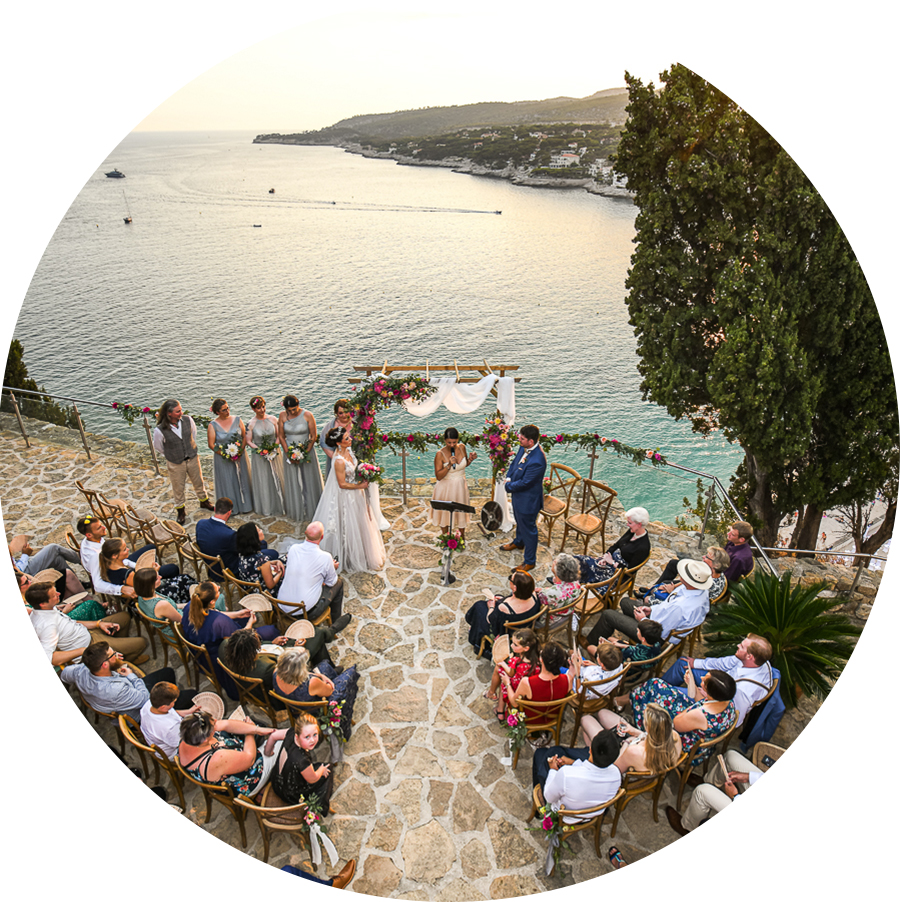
[{"left": 2, "top": 418, "right": 822, "bottom": 899}]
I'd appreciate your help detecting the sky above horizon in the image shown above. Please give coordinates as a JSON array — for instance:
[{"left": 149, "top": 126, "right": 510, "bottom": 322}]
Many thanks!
[{"left": 132, "top": 11, "right": 664, "bottom": 134}]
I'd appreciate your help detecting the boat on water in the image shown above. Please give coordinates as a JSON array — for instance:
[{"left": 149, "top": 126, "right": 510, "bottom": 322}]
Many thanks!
[
  {"left": 105, "top": 169, "right": 125, "bottom": 178},
  {"left": 122, "top": 190, "right": 132, "bottom": 224}
]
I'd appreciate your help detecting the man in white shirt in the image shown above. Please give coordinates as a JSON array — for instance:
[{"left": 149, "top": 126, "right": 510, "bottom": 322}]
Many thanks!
[
  {"left": 278, "top": 522, "right": 349, "bottom": 627},
  {"left": 138, "top": 681, "right": 200, "bottom": 757},
  {"left": 26, "top": 582, "right": 146, "bottom": 665},
  {"left": 586, "top": 559, "right": 713, "bottom": 644},
  {"left": 666, "top": 746, "right": 776, "bottom": 834},
  {"left": 532, "top": 729, "right": 622, "bottom": 822},
  {"left": 661, "top": 634, "right": 774, "bottom": 726},
  {"left": 76, "top": 515, "right": 137, "bottom": 599}
]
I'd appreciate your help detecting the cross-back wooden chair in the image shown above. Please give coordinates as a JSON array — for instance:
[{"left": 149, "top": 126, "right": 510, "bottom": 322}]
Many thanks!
[
  {"left": 536, "top": 587, "right": 587, "bottom": 648},
  {"left": 184, "top": 542, "right": 230, "bottom": 598},
  {"left": 72, "top": 662, "right": 145, "bottom": 756},
  {"left": 559, "top": 479, "right": 617, "bottom": 555},
  {"left": 222, "top": 569, "right": 280, "bottom": 623},
  {"left": 573, "top": 570, "right": 624, "bottom": 651},
  {"left": 174, "top": 753, "right": 251, "bottom": 848},
  {"left": 617, "top": 644, "right": 679, "bottom": 694},
  {"left": 134, "top": 605, "right": 192, "bottom": 674},
  {"left": 118, "top": 713, "right": 187, "bottom": 810},
  {"left": 539, "top": 463, "right": 581, "bottom": 547},
  {"left": 270, "top": 594, "right": 332, "bottom": 632},
  {"left": 75, "top": 480, "right": 126, "bottom": 536},
  {"left": 608, "top": 554, "right": 651, "bottom": 610},
  {"left": 727, "top": 675, "right": 780, "bottom": 750},
  {"left": 608, "top": 750, "right": 688, "bottom": 836},
  {"left": 672, "top": 716, "right": 741, "bottom": 809},
  {"left": 132, "top": 506, "right": 182, "bottom": 562},
  {"left": 217, "top": 658, "right": 284, "bottom": 727},
  {"left": 267, "top": 690, "right": 330, "bottom": 733},
  {"left": 566, "top": 662, "right": 632, "bottom": 746},
  {"left": 172, "top": 621, "right": 224, "bottom": 695},
  {"left": 511, "top": 693, "right": 577, "bottom": 769},
  {"left": 477, "top": 604, "right": 545, "bottom": 660},
  {"left": 233, "top": 784, "right": 311, "bottom": 863},
  {"left": 528, "top": 783, "right": 626, "bottom": 873},
  {"left": 65, "top": 527, "right": 81, "bottom": 553},
  {"left": 117, "top": 505, "right": 149, "bottom": 549}
]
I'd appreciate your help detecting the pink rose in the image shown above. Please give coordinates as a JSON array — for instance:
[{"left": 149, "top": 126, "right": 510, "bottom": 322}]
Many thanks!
[
  {"left": 447, "top": 539, "right": 458, "bottom": 549},
  {"left": 555, "top": 435, "right": 563, "bottom": 442},
  {"left": 407, "top": 435, "right": 415, "bottom": 442},
  {"left": 542, "top": 816, "right": 553, "bottom": 830},
  {"left": 506, "top": 715, "right": 517, "bottom": 727}
]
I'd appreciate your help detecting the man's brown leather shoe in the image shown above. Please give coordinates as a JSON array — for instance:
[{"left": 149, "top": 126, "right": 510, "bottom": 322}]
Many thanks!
[
  {"left": 331, "top": 859, "right": 356, "bottom": 889},
  {"left": 500, "top": 542, "right": 524, "bottom": 551},
  {"left": 516, "top": 563, "right": 535, "bottom": 572},
  {"left": 199, "top": 499, "right": 215, "bottom": 512},
  {"left": 666, "top": 806, "right": 689, "bottom": 836}
]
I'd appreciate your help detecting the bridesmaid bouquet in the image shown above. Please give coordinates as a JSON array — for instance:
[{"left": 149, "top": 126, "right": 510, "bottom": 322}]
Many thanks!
[
  {"left": 214, "top": 440, "right": 243, "bottom": 462},
  {"left": 355, "top": 461, "right": 383, "bottom": 484},
  {"left": 253, "top": 434, "right": 280, "bottom": 460},
  {"left": 286, "top": 442, "right": 309, "bottom": 465}
]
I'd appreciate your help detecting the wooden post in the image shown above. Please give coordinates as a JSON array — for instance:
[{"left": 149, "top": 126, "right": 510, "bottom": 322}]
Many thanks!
[
  {"left": 7, "top": 391, "right": 30, "bottom": 448},
  {"left": 400, "top": 447, "right": 408, "bottom": 507},
  {"left": 698, "top": 482, "right": 716, "bottom": 547},
  {"left": 143, "top": 414, "right": 162, "bottom": 477},
  {"left": 72, "top": 403, "right": 92, "bottom": 460}
]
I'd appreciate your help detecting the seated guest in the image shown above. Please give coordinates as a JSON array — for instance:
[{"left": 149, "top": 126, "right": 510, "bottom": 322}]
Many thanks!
[
  {"left": 570, "top": 644, "right": 625, "bottom": 698},
  {"left": 586, "top": 618, "right": 664, "bottom": 670},
  {"left": 580, "top": 703, "right": 682, "bottom": 776},
  {"left": 542, "top": 552, "right": 581, "bottom": 623},
  {"left": 266, "top": 647, "right": 359, "bottom": 741},
  {"left": 628, "top": 671, "right": 737, "bottom": 765},
  {"left": 573, "top": 507, "right": 651, "bottom": 585},
  {"left": 27, "top": 582, "right": 146, "bottom": 666},
  {"left": 180, "top": 581, "right": 281, "bottom": 698},
  {"left": 661, "top": 634, "right": 774, "bottom": 727},
  {"left": 219, "top": 627, "right": 289, "bottom": 681},
  {"left": 500, "top": 641, "right": 575, "bottom": 736},
  {"left": 278, "top": 521, "right": 348, "bottom": 625},
  {"left": 234, "top": 522, "right": 287, "bottom": 596},
  {"left": 639, "top": 546, "right": 729, "bottom": 603},
  {"left": 532, "top": 729, "right": 622, "bottom": 822},
  {"left": 60, "top": 640, "right": 193, "bottom": 721},
  {"left": 465, "top": 570, "right": 544, "bottom": 658},
  {"left": 9, "top": 533, "right": 83, "bottom": 597},
  {"left": 638, "top": 520, "right": 754, "bottom": 596},
  {"left": 270, "top": 712, "right": 334, "bottom": 811},
  {"left": 77, "top": 516, "right": 137, "bottom": 600},
  {"left": 99, "top": 537, "right": 194, "bottom": 605},
  {"left": 133, "top": 568, "right": 185, "bottom": 639},
  {"left": 585, "top": 559, "right": 713, "bottom": 645},
  {"left": 485, "top": 628, "right": 541, "bottom": 721},
  {"left": 177, "top": 709, "right": 282, "bottom": 798},
  {"left": 666, "top": 745, "right": 777, "bottom": 835},
  {"left": 138, "top": 681, "right": 201, "bottom": 759},
  {"left": 195, "top": 497, "right": 238, "bottom": 580}
]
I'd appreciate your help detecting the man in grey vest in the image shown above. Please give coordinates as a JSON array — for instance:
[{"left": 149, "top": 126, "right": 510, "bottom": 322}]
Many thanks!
[{"left": 152, "top": 398, "right": 214, "bottom": 524}]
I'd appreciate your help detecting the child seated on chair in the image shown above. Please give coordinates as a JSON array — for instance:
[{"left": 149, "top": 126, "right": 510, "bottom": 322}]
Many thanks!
[
  {"left": 586, "top": 619, "right": 663, "bottom": 670},
  {"left": 484, "top": 628, "right": 541, "bottom": 721},
  {"left": 139, "top": 681, "right": 200, "bottom": 758},
  {"left": 571, "top": 644, "right": 625, "bottom": 699}
]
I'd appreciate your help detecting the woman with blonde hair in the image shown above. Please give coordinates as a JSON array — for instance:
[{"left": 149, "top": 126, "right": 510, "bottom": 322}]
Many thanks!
[{"left": 580, "top": 702, "right": 682, "bottom": 775}]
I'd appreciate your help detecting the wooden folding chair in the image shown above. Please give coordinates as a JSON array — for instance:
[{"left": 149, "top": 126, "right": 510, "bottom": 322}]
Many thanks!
[
  {"left": 536, "top": 587, "right": 586, "bottom": 648},
  {"left": 74, "top": 480, "right": 126, "bottom": 536},
  {"left": 539, "top": 463, "right": 581, "bottom": 547},
  {"left": 559, "top": 479, "right": 617, "bottom": 555},
  {"left": 134, "top": 605, "right": 192, "bottom": 674}
]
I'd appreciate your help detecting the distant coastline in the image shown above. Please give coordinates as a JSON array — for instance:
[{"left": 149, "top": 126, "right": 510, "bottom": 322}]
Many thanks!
[{"left": 254, "top": 136, "right": 634, "bottom": 200}]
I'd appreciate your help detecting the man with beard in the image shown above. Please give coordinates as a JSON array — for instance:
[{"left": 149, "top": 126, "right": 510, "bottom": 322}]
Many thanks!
[{"left": 60, "top": 641, "right": 194, "bottom": 722}]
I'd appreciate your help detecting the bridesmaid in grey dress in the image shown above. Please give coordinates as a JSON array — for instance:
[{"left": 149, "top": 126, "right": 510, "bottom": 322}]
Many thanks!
[
  {"left": 278, "top": 394, "right": 324, "bottom": 521},
  {"left": 207, "top": 398, "right": 253, "bottom": 513},
  {"left": 319, "top": 397, "right": 354, "bottom": 479},
  {"left": 245, "top": 396, "right": 285, "bottom": 517}
]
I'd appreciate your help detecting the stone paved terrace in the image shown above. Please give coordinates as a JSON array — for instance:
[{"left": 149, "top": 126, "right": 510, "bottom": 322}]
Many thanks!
[{"left": 2, "top": 416, "right": 838, "bottom": 899}]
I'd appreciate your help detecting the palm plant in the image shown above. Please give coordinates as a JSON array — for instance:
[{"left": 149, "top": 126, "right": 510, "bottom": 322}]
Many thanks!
[{"left": 703, "top": 571, "right": 862, "bottom": 707}]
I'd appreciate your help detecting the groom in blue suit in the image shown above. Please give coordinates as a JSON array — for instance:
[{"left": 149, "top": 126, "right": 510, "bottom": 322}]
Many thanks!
[{"left": 501, "top": 424, "right": 547, "bottom": 572}]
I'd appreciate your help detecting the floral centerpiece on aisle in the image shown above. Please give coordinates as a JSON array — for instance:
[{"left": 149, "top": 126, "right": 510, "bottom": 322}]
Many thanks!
[
  {"left": 252, "top": 433, "right": 280, "bottom": 460},
  {"left": 316, "top": 699, "right": 346, "bottom": 743},
  {"left": 349, "top": 374, "right": 436, "bottom": 462},
  {"left": 527, "top": 801, "right": 575, "bottom": 875},
  {"left": 297, "top": 795, "right": 339, "bottom": 867},
  {"left": 504, "top": 707, "right": 528, "bottom": 755},
  {"left": 214, "top": 440, "right": 243, "bottom": 462},
  {"left": 286, "top": 442, "right": 309, "bottom": 466},
  {"left": 355, "top": 460, "right": 383, "bottom": 485},
  {"left": 436, "top": 530, "right": 465, "bottom": 555}
]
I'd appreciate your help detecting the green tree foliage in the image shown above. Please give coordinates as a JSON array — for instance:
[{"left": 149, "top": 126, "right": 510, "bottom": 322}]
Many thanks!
[
  {"left": 3, "top": 339, "right": 79, "bottom": 428},
  {"left": 704, "top": 572, "right": 861, "bottom": 708},
  {"left": 614, "top": 64, "right": 898, "bottom": 546}
]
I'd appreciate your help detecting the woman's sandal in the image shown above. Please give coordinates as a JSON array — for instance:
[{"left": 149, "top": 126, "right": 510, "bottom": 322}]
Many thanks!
[
  {"left": 495, "top": 709, "right": 506, "bottom": 723},
  {"left": 483, "top": 690, "right": 498, "bottom": 701},
  {"left": 608, "top": 847, "right": 625, "bottom": 869}
]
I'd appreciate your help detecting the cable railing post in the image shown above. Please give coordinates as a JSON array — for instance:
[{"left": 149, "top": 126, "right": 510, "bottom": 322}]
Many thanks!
[
  {"left": 7, "top": 390, "right": 30, "bottom": 448},
  {"left": 698, "top": 480, "right": 715, "bottom": 548},
  {"left": 400, "top": 447, "right": 408, "bottom": 507},
  {"left": 71, "top": 403, "right": 91, "bottom": 460},
  {"left": 142, "top": 414, "right": 161, "bottom": 477}
]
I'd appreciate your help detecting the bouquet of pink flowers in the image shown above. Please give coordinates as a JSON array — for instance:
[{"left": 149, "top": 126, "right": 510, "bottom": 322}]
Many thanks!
[
  {"left": 355, "top": 461, "right": 383, "bottom": 485},
  {"left": 526, "top": 802, "right": 574, "bottom": 873},
  {"left": 317, "top": 699, "right": 346, "bottom": 743},
  {"left": 252, "top": 434, "right": 280, "bottom": 461},
  {"left": 286, "top": 442, "right": 309, "bottom": 466},
  {"left": 214, "top": 440, "right": 243, "bottom": 462},
  {"left": 435, "top": 530, "right": 465, "bottom": 553},
  {"left": 504, "top": 707, "right": 529, "bottom": 754},
  {"left": 482, "top": 414, "right": 515, "bottom": 479}
]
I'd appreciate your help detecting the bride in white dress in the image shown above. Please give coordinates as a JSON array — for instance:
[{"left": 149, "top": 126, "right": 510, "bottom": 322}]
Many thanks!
[{"left": 313, "top": 426, "right": 386, "bottom": 573}]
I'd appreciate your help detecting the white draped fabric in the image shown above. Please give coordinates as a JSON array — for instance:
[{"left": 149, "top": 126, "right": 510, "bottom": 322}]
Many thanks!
[{"left": 401, "top": 375, "right": 516, "bottom": 421}]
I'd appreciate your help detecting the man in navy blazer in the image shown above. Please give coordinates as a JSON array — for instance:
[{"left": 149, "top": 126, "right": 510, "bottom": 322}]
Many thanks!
[
  {"left": 500, "top": 424, "right": 547, "bottom": 572},
  {"left": 195, "top": 497, "right": 239, "bottom": 580}
]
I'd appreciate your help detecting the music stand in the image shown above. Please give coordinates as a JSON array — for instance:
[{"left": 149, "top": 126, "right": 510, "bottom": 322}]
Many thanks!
[{"left": 430, "top": 499, "right": 476, "bottom": 585}]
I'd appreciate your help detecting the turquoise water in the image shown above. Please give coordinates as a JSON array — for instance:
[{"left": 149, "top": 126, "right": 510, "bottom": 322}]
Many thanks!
[{"left": 15, "top": 130, "right": 742, "bottom": 522}]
